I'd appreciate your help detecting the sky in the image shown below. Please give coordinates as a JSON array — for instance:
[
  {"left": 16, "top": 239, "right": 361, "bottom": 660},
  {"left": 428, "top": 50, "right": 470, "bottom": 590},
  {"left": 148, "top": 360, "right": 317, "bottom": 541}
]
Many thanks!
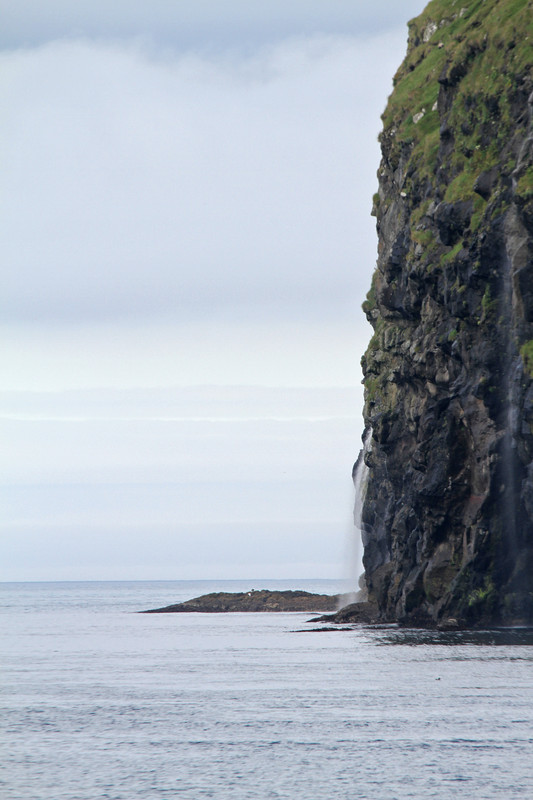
[{"left": 1, "top": 1, "right": 426, "bottom": 582}]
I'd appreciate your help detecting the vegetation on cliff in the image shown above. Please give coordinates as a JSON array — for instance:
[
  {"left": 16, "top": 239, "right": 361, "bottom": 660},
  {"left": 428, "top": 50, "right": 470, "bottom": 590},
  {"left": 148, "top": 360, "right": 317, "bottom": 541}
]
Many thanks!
[{"left": 360, "top": 0, "right": 533, "bottom": 627}]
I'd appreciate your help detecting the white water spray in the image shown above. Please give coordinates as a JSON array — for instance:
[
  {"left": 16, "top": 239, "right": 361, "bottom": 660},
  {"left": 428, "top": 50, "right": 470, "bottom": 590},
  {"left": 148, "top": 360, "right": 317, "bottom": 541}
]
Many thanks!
[{"left": 341, "top": 428, "right": 372, "bottom": 607}]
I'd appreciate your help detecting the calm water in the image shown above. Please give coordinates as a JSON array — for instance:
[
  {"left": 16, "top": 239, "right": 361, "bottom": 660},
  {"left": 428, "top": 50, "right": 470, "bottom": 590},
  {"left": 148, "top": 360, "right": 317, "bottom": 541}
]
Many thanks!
[{"left": 1, "top": 580, "right": 533, "bottom": 800}]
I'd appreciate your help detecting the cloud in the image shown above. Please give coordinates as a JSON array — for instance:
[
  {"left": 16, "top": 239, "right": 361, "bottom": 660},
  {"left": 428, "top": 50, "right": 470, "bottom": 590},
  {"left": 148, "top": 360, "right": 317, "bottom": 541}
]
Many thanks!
[
  {"left": 0, "top": 5, "right": 417, "bottom": 580},
  {"left": 1, "top": 33, "right": 404, "bottom": 324},
  {"left": 1, "top": 1, "right": 427, "bottom": 51}
]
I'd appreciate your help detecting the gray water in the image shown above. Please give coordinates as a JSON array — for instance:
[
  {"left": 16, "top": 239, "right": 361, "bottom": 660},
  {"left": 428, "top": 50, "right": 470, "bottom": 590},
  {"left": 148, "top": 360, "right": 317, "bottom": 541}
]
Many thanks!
[{"left": 2, "top": 580, "right": 533, "bottom": 799}]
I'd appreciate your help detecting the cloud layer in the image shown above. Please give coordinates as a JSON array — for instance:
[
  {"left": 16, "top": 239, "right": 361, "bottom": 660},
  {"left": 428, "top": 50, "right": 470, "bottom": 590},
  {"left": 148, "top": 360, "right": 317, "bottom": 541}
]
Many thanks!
[
  {"left": 2, "top": 1, "right": 426, "bottom": 50},
  {"left": 1, "top": 34, "right": 403, "bottom": 325},
  {"left": 0, "top": 4, "right": 424, "bottom": 580}
]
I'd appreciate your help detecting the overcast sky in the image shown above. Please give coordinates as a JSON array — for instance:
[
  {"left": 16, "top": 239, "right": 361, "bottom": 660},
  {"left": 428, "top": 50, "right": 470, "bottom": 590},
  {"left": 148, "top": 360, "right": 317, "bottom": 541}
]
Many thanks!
[{"left": 1, "top": 1, "right": 425, "bottom": 582}]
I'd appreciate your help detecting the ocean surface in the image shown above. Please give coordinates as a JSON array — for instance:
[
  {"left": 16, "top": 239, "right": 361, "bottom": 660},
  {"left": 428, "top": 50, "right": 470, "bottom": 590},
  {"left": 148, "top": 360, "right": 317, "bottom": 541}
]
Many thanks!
[{"left": 2, "top": 579, "right": 533, "bottom": 800}]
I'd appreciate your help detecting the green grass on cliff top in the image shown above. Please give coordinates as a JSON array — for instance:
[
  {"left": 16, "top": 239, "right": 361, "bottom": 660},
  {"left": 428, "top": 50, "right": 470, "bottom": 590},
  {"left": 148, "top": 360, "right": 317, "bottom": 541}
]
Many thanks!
[
  {"left": 384, "top": 0, "right": 532, "bottom": 133},
  {"left": 381, "top": 0, "right": 533, "bottom": 189}
]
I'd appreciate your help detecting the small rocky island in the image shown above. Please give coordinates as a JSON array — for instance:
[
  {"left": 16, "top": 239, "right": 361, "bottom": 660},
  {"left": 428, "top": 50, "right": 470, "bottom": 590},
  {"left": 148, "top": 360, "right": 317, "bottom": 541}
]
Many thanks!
[{"left": 142, "top": 589, "right": 339, "bottom": 614}]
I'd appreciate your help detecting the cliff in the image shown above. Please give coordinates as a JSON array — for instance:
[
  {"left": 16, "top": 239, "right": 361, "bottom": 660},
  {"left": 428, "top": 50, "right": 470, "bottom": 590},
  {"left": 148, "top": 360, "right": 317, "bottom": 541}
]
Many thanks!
[{"left": 359, "top": 0, "right": 533, "bottom": 626}]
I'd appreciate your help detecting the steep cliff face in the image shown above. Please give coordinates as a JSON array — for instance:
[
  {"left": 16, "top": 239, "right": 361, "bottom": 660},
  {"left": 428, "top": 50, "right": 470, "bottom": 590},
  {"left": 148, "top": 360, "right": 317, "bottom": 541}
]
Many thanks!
[{"left": 360, "top": 0, "right": 533, "bottom": 626}]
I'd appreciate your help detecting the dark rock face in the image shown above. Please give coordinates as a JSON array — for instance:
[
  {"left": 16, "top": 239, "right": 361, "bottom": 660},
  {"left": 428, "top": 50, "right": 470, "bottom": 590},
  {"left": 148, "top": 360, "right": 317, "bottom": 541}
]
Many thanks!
[
  {"left": 360, "top": 0, "right": 533, "bottom": 627},
  {"left": 308, "top": 602, "right": 379, "bottom": 625},
  {"left": 142, "top": 590, "right": 339, "bottom": 613}
]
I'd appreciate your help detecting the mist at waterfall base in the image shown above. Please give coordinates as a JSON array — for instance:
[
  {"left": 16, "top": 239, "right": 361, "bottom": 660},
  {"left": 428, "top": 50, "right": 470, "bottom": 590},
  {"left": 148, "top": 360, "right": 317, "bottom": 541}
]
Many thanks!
[{"left": 3, "top": 580, "right": 533, "bottom": 800}]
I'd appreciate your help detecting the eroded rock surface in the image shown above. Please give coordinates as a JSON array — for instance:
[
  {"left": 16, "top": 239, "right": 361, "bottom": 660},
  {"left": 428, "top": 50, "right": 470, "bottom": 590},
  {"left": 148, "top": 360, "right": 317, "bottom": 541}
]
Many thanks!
[
  {"left": 359, "top": 0, "right": 533, "bottom": 627},
  {"left": 309, "top": 602, "right": 379, "bottom": 625}
]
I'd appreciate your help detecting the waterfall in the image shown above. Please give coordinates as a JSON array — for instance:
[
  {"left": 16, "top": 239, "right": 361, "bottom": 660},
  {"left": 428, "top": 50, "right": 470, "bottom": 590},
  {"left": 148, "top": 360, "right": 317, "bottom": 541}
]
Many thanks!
[
  {"left": 501, "top": 239, "right": 521, "bottom": 563},
  {"left": 503, "top": 364, "right": 519, "bottom": 550},
  {"left": 501, "top": 96, "right": 533, "bottom": 567},
  {"left": 341, "top": 428, "right": 371, "bottom": 607}
]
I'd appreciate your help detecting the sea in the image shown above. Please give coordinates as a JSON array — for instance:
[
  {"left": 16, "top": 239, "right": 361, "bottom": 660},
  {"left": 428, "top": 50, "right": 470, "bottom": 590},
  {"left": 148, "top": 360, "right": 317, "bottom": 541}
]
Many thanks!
[{"left": 1, "top": 579, "right": 533, "bottom": 800}]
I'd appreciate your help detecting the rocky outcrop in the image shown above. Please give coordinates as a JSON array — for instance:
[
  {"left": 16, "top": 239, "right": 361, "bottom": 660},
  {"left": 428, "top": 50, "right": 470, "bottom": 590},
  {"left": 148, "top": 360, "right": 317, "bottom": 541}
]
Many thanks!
[
  {"left": 308, "top": 601, "right": 379, "bottom": 625},
  {"left": 142, "top": 590, "right": 339, "bottom": 613},
  {"left": 359, "top": 0, "right": 533, "bottom": 627}
]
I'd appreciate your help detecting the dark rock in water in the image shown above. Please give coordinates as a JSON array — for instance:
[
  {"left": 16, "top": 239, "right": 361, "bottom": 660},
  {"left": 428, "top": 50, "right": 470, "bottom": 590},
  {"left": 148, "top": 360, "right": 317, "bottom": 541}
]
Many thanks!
[
  {"left": 357, "top": 0, "right": 533, "bottom": 628},
  {"left": 141, "top": 589, "right": 339, "bottom": 614},
  {"left": 293, "top": 627, "right": 355, "bottom": 633},
  {"left": 436, "top": 617, "right": 462, "bottom": 632},
  {"left": 308, "top": 602, "right": 379, "bottom": 625}
]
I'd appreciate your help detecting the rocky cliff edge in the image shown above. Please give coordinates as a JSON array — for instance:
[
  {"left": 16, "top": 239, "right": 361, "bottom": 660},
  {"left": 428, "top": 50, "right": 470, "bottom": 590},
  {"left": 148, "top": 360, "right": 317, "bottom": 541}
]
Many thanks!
[{"left": 360, "top": 0, "right": 533, "bottom": 626}]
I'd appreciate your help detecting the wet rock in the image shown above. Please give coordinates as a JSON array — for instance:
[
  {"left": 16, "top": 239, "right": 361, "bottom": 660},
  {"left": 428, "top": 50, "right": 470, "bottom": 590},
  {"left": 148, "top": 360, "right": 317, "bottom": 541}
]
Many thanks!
[
  {"left": 308, "top": 602, "right": 379, "bottom": 625},
  {"left": 433, "top": 201, "right": 473, "bottom": 246},
  {"left": 436, "top": 617, "right": 462, "bottom": 631},
  {"left": 474, "top": 167, "right": 499, "bottom": 201}
]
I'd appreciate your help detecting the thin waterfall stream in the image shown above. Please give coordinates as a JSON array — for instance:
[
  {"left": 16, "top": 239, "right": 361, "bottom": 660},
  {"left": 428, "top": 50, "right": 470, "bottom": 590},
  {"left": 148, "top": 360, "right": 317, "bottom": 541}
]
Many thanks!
[
  {"left": 501, "top": 242, "right": 521, "bottom": 563},
  {"left": 344, "top": 428, "right": 372, "bottom": 605}
]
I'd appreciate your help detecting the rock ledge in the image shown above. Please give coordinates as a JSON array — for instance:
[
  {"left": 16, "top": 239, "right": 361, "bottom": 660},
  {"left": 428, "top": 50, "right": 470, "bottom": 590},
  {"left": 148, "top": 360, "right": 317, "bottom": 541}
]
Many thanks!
[{"left": 308, "top": 602, "right": 379, "bottom": 625}]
